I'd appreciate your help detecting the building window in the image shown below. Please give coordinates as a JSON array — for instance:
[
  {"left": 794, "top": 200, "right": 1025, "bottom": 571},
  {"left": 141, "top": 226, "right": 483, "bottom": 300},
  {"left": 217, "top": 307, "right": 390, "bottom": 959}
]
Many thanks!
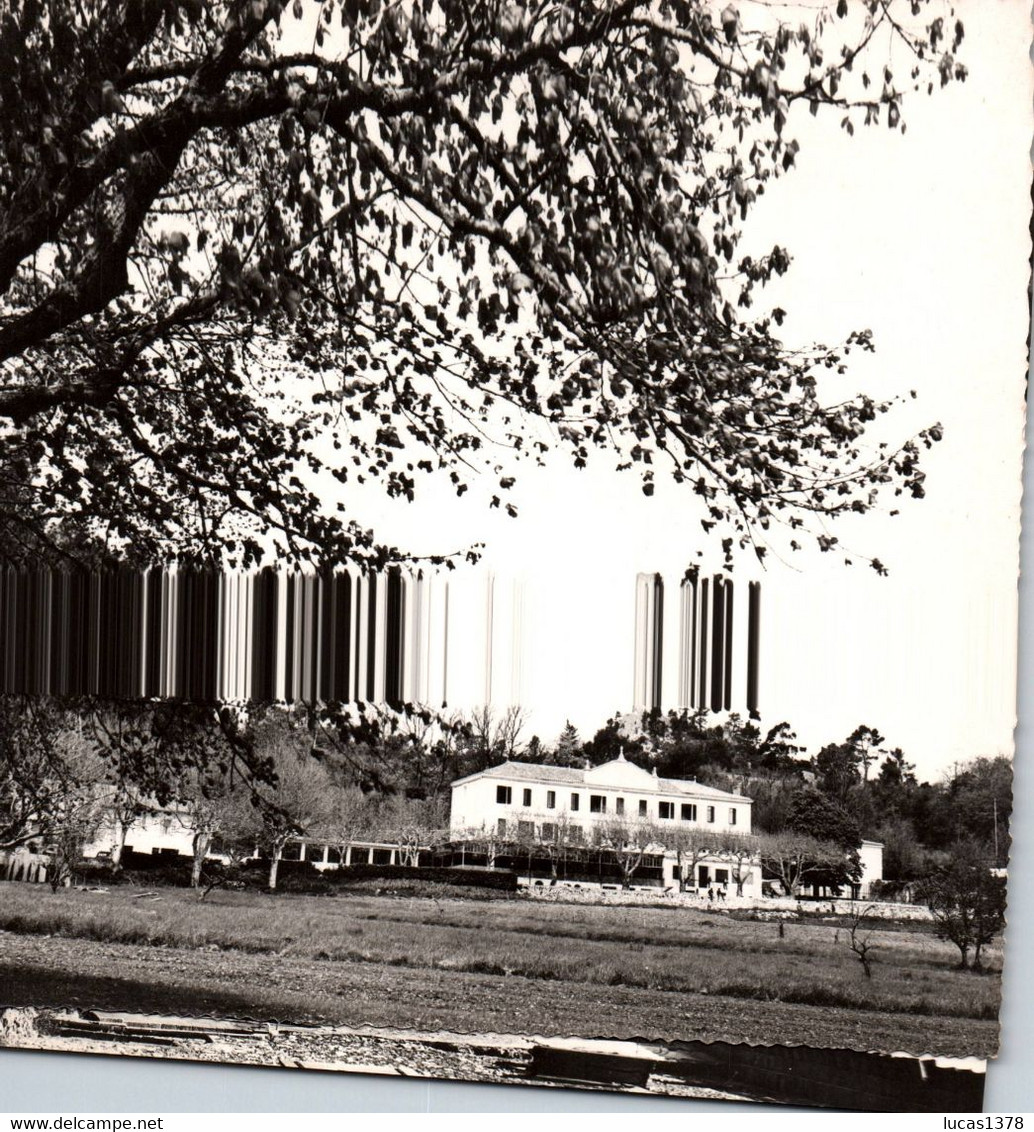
[
  {"left": 571, "top": 793, "right": 580, "bottom": 811},
  {"left": 496, "top": 785, "right": 512, "bottom": 804},
  {"left": 706, "top": 805, "right": 715, "bottom": 823},
  {"left": 590, "top": 794, "right": 607, "bottom": 814},
  {"left": 638, "top": 799, "right": 648, "bottom": 817},
  {"left": 568, "top": 825, "right": 584, "bottom": 844},
  {"left": 546, "top": 790, "right": 556, "bottom": 809},
  {"left": 658, "top": 801, "right": 674, "bottom": 820},
  {"left": 541, "top": 822, "right": 557, "bottom": 842},
  {"left": 518, "top": 820, "right": 535, "bottom": 839},
  {"left": 729, "top": 807, "right": 737, "bottom": 826},
  {"left": 615, "top": 798, "right": 625, "bottom": 816},
  {"left": 523, "top": 788, "right": 532, "bottom": 807},
  {"left": 681, "top": 803, "right": 697, "bottom": 822},
  {"left": 497, "top": 818, "right": 508, "bottom": 836}
]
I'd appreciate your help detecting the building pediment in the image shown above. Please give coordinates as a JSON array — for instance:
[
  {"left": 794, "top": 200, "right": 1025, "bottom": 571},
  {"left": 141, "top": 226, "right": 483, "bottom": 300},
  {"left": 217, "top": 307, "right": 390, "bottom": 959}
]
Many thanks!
[{"left": 583, "top": 757, "right": 657, "bottom": 789}]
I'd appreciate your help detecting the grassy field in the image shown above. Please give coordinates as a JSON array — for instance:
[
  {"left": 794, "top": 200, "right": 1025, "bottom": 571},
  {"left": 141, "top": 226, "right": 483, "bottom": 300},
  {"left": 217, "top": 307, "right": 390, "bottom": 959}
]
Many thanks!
[{"left": 0, "top": 881, "right": 1003, "bottom": 1055}]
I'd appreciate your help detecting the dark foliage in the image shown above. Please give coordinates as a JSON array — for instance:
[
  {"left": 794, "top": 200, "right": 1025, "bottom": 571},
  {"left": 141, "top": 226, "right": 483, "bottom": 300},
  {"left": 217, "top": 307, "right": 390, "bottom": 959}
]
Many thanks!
[
  {"left": 917, "top": 847, "right": 1007, "bottom": 969},
  {"left": 0, "top": 1, "right": 963, "bottom": 570}
]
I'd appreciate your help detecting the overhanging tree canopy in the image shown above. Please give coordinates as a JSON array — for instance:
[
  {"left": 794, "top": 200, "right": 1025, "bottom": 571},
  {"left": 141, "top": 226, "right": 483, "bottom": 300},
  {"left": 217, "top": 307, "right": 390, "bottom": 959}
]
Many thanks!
[{"left": 0, "top": 0, "right": 964, "bottom": 568}]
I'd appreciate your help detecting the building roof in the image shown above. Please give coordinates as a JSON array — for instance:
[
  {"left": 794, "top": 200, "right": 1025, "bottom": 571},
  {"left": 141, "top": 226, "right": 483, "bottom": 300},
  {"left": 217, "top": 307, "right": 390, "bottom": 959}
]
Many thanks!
[
  {"left": 453, "top": 761, "right": 585, "bottom": 787},
  {"left": 450, "top": 756, "right": 751, "bottom": 803}
]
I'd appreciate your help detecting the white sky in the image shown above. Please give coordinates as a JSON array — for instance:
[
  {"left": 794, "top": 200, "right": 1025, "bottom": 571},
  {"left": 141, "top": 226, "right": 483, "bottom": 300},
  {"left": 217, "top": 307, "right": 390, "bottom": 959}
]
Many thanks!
[{"left": 329, "top": 1, "right": 1032, "bottom": 781}]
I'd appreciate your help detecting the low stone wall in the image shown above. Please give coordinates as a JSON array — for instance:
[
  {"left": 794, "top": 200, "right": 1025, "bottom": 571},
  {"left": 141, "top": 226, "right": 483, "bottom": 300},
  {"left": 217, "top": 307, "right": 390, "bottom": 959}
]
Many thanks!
[
  {"left": 519, "top": 882, "right": 686, "bottom": 907},
  {"left": 757, "top": 894, "right": 933, "bottom": 921},
  {"left": 517, "top": 880, "right": 932, "bottom": 920}
]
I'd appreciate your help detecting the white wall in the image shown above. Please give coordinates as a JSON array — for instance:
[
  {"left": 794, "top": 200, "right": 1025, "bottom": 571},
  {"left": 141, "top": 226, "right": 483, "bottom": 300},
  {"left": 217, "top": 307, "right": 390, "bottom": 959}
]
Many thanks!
[
  {"left": 83, "top": 810, "right": 194, "bottom": 859},
  {"left": 858, "top": 840, "right": 885, "bottom": 896},
  {"left": 450, "top": 774, "right": 751, "bottom": 838}
]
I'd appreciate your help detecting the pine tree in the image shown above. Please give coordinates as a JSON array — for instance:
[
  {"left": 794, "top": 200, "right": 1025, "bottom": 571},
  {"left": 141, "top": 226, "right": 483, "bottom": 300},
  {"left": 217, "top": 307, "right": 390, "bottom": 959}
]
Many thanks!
[{"left": 554, "top": 721, "right": 582, "bottom": 767}]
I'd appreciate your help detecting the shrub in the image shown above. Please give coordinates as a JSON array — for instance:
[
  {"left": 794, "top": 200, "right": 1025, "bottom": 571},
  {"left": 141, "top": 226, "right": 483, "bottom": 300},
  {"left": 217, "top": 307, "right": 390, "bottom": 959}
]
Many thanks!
[
  {"left": 73, "top": 857, "right": 522, "bottom": 896},
  {"left": 284, "top": 864, "right": 519, "bottom": 895},
  {"left": 916, "top": 850, "right": 1007, "bottom": 970}
]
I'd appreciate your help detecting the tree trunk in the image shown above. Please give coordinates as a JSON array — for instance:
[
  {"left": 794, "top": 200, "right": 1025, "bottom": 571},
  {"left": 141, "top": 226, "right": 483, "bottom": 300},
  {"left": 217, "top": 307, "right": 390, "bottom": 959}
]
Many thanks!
[
  {"left": 191, "top": 830, "right": 213, "bottom": 888},
  {"left": 111, "top": 823, "right": 129, "bottom": 872},
  {"left": 956, "top": 942, "right": 970, "bottom": 969},
  {"left": 268, "top": 847, "right": 282, "bottom": 890}
]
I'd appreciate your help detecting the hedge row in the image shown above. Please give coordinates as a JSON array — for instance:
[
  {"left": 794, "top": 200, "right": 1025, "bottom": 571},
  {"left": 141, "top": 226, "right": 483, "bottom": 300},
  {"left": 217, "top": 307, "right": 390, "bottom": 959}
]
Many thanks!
[
  {"left": 75, "top": 855, "right": 518, "bottom": 894},
  {"left": 321, "top": 863, "right": 518, "bottom": 891}
]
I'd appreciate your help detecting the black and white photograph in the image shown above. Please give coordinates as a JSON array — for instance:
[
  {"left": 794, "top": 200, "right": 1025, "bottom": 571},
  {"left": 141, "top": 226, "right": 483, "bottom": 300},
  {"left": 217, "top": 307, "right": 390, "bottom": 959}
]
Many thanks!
[{"left": 0, "top": 0, "right": 1028, "bottom": 1113}]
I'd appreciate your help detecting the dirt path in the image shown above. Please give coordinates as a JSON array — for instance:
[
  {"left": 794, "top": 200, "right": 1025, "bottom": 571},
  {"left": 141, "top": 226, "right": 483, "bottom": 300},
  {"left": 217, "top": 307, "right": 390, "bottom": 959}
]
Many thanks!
[{"left": 0, "top": 930, "right": 997, "bottom": 1058}]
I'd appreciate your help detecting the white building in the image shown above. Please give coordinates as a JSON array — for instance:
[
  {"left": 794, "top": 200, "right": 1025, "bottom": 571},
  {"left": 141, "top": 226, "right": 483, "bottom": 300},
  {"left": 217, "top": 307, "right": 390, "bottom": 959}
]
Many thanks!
[
  {"left": 81, "top": 809, "right": 424, "bottom": 871},
  {"left": 84, "top": 807, "right": 192, "bottom": 861},
  {"left": 450, "top": 752, "right": 760, "bottom": 892},
  {"left": 857, "top": 839, "right": 885, "bottom": 898}
]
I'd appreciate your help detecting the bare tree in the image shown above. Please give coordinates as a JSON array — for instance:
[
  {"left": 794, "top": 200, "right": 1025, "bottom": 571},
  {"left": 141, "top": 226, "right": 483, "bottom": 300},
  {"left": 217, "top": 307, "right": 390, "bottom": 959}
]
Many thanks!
[
  {"left": 82, "top": 708, "right": 153, "bottom": 870},
  {"left": 0, "top": 699, "right": 88, "bottom": 851},
  {"left": 467, "top": 707, "right": 499, "bottom": 773},
  {"left": 43, "top": 730, "right": 108, "bottom": 890},
  {"left": 536, "top": 811, "right": 584, "bottom": 881},
  {"left": 758, "top": 831, "right": 846, "bottom": 898},
  {"left": 917, "top": 848, "right": 1007, "bottom": 970},
  {"left": 46, "top": 804, "right": 104, "bottom": 892},
  {"left": 594, "top": 817, "right": 661, "bottom": 888},
  {"left": 321, "top": 784, "right": 376, "bottom": 868},
  {"left": 176, "top": 764, "right": 253, "bottom": 889},
  {"left": 232, "top": 715, "right": 338, "bottom": 890},
  {"left": 0, "top": 700, "right": 107, "bottom": 887},
  {"left": 666, "top": 826, "right": 724, "bottom": 892},
  {"left": 377, "top": 794, "right": 449, "bottom": 867},
  {"left": 457, "top": 823, "right": 508, "bottom": 871},
  {"left": 495, "top": 706, "right": 528, "bottom": 761},
  {"left": 847, "top": 905, "right": 878, "bottom": 979},
  {"left": 510, "top": 814, "right": 541, "bottom": 879},
  {"left": 462, "top": 704, "right": 528, "bottom": 770},
  {"left": 100, "top": 781, "right": 149, "bottom": 872},
  {"left": 714, "top": 831, "right": 761, "bottom": 896}
]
